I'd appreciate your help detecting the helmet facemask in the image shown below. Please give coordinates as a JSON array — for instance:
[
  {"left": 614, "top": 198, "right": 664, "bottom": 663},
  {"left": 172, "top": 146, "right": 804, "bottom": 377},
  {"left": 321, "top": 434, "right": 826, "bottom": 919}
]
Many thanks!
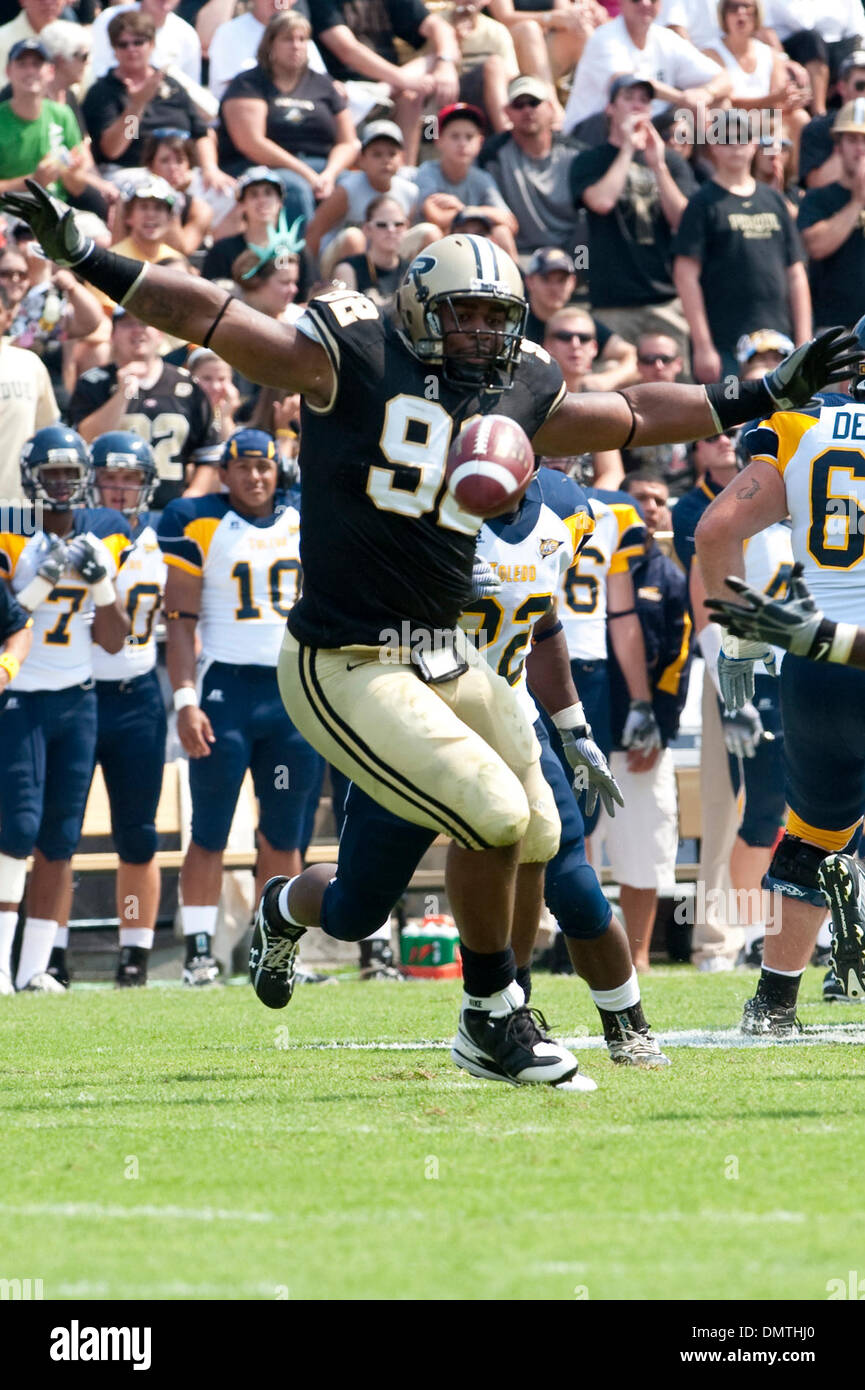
[
  {"left": 24, "top": 453, "right": 89, "bottom": 511},
  {"left": 90, "top": 459, "right": 156, "bottom": 518},
  {"left": 432, "top": 292, "right": 527, "bottom": 390}
]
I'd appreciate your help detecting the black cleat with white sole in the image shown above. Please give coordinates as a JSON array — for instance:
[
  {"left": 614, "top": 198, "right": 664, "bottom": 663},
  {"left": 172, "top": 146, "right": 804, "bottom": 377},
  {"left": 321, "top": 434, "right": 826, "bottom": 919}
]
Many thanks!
[
  {"left": 818, "top": 853, "right": 865, "bottom": 1001},
  {"left": 452, "top": 992, "right": 587, "bottom": 1087},
  {"left": 741, "top": 995, "right": 802, "bottom": 1038},
  {"left": 249, "top": 876, "right": 306, "bottom": 1009}
]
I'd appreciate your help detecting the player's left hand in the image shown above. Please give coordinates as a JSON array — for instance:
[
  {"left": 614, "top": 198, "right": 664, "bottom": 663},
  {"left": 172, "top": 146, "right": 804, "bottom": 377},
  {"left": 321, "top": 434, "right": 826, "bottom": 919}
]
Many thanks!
[
  {"left": 0, "top": 179, "right": 93, "bottom": 267},
  {"left": 706, "top": 565, "right": 824, "bottom": 658},
  {"left": 469, "top": 558, "right": 502, "bottom": 600},
  {"left": 559, "top": 725, "right": 625, "bottom": 818},
  {"left": 722, "top": 702, "right": 765, "bottom": 758},
  {"left": 621, "top": 699, "right": 662, "bottom": 753},
  {"left": 764, "top": 326, "right": 864, "bottom": 409},
  {"left": 718, "top": 633, "right": 776, "bottom": 710}
]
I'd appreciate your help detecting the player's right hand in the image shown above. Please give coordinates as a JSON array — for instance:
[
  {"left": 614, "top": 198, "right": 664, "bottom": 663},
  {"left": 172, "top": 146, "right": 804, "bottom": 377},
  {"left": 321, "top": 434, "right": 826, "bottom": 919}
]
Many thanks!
[
  {"left": 764, "top": 326, "right": 864, "bottom": 409},
  {"left": 717, "top": 633, "right": 776, "bottom": 709},
  {"left": 0, "top": 179, "right": 93, "bottom": 267},
  {"left": 721, "top": 702, "right": 764, "bottom": 759},
  {"left": 559, "top": 726, "right": 625, "bottom": 819},
  {"left": 177, "top": 706, "right": 215, "bottom": 758},
  {"left": 66, "top": 533, "right": 116, "bottom": 585}
]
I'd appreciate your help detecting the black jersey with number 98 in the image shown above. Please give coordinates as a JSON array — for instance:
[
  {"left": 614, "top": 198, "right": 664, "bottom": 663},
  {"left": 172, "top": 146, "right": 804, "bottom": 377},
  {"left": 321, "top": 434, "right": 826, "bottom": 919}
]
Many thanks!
[{"left": 289, "top": 290, "right": 567, "bottom": 649}]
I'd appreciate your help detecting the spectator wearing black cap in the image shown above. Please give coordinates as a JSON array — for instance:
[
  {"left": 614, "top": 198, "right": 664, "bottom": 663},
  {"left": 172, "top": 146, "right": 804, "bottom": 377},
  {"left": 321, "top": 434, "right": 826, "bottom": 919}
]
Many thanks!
[
  {"left": 417, "top": 102, "right": 517, "bottom": 256},
  {"left": 799, "top": 99, "right": 865, "bottom": 330},
  {"left": 570, "top": 75, "right": 697, "bottom": 371},
  {"left": 799, "top": 49, "right": 865, "bottom": 189},
  {"left": 479, "top": 74, "right": 586, "bottom": 256},
  {"left": 673, "top": 108, "right": 810, "bottom": 382},
  {"left": 524, "top": 245, "right": 638, "bottom": 390}
]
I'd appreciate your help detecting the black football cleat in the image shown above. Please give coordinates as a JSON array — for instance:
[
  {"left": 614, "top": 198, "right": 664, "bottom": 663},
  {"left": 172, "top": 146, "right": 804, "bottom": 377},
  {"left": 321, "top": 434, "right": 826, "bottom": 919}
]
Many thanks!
[
  {"left": 818, "top": 853, "right": 865, "bottom": 1001},
  {"left": 452, "top": 985, "right": 592, "bottom": 1088},
  {"left": 116, "top": 945, "right": 148, "bottom": 988},
  {"left": 249, "top": 876, "right": 305, "bottom": 1009},
  {"left": 741, "top": 995, "right": 802, "bottom": 1038},
  {"left": 45, "top": 947, "right": 70, "bottom": 989},
  {"left": 822, "top": 967, "right": 864, "bottom": 1003}
]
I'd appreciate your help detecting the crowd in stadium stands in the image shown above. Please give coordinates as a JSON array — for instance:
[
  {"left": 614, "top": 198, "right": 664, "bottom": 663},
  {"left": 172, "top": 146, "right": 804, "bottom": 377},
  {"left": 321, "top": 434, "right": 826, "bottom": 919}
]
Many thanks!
[{"left": 1, "top": 0, "right": 863, "bottom": 990}]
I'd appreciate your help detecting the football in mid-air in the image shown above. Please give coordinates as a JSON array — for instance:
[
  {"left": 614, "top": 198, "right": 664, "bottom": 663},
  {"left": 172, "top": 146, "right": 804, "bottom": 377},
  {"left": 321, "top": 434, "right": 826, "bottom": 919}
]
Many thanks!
[{"left": 446, "top": 415, "right": 535, "bottom": 518}]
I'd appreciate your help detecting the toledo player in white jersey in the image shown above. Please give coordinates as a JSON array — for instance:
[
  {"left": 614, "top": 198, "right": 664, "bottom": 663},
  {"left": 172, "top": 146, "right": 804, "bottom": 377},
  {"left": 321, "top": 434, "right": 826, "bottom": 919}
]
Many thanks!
[
  {"left": 0, "top": 427, "right": 131, "bottom": 992},
  {"left": 157, "top": 429, "right": 324, "bottom": 986},
  {"left": 82, "top": 432, "right": 166, "bottom": 988},
  {"left": 556, "top": 487, "right": 661, "bottom": 838},
  {"left": 696, "top": 385, "right": 865, "bottom": 1034}
]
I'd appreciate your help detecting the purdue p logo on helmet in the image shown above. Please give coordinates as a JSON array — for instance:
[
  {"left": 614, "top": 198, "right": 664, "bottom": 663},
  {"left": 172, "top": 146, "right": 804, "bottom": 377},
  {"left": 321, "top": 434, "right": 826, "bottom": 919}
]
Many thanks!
[{"left": 395, "top": 234, "right": 527, "bottom": 389}]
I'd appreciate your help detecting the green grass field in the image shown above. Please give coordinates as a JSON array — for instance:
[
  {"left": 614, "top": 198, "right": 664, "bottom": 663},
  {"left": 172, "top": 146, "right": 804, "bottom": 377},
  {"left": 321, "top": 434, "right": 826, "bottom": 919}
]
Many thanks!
[{"left": 3, "top": 965, "right": 865, "bottom": 1302}]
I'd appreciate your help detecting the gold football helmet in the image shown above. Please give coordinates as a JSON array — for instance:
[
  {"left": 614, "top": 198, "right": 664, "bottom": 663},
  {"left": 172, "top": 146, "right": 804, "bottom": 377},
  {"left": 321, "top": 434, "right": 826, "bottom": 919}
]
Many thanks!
[{"left": 396, "top": 234, "right": 527, "bottom": 389}]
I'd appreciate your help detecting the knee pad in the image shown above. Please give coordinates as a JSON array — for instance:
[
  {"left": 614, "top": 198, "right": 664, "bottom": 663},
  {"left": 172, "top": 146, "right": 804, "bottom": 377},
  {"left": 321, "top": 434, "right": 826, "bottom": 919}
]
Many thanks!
[
  {"left": 546, "top": 851, "right": 612, "bottom": 939},
  {"left": 763, "top": 834, "right": 828, "bottom": 907},
  {"left": 114, "top": 822, "right": 157, "bottom": 865},
  {"left": 321, "top": 878, "right": 398, "bottom": 944},
  {"left": 0, "top": 852, "right": 27, "bottom": 903}
]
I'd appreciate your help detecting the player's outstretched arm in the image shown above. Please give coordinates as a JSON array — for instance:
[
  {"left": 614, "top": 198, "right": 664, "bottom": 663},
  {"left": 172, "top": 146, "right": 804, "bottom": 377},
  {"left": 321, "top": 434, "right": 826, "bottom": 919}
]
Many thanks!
[
  {"left": 706, "top": 564, "right": 865, "bottom": 669},
  {"left": 532, "top": 327, "right": 864, "bottom": 456},
  {"left": 0, "top": 181, "right": 333, "bottom": 403}
]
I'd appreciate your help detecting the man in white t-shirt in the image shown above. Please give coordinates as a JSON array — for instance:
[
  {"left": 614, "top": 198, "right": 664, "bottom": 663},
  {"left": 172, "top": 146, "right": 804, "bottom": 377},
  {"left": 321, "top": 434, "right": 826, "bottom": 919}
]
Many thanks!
[
  {"left": 563, "top": 0, "right": 732, "bottom": 136},
  {"left": 90, "top": 0, "right": 202, "bottom": 83}
]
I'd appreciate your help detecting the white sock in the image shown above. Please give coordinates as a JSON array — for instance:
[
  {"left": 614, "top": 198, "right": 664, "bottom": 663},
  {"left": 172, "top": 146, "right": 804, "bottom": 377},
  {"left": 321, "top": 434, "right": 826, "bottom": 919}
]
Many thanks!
[
  {"left": 743, "top": 924, "right": 765, "bottom": 950},
  {"left": 120, "top": 927, "right": 153, "bottom": 949},
  {"left": 181, "top": 905, "right": 218, "bottom": 938},
  {"left": 762, "top": 964, "right": 805, "bottom": 979},
  {"left": 54, "top": 926, "right": 69, "bottom": 949},
  {"left": 277, "top": 876, "right": 307, "bottom": 929},
  {"left": 15, "top": 918, "right": 57, "bottom": 989},
  {"left": 0, "top": 910, "right": 17, "bottom": 975},
  {"left": 590, "top": 968, "right": 640, "bottom": 1013},
  {"left": 816, "top": 917, "right": 832, "bottom": 949},
  {"left": 462, "top": 981, "right": 524, "bottom": 1015}
]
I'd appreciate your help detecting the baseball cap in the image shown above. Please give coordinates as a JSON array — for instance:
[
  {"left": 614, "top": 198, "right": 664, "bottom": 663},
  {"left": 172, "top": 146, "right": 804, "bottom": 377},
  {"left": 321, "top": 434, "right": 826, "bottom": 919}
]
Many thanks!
[
  {"left": 235, "top": 166, "right": 283, "bottom": 199},
  {"left": 507, "top": 75, "right": 549, "bottom": 104},
  {"left": 526, "top": 247, "right": 576, "bottom": 277},
  {"left": 840, "top": 49, "right": 865, "bottom": 77},
  {"left": 437, "top": 101, "right": 486, "bottom": 133},
  {"left": 451, "top": 207, "right": 494, "bottom": 232},
  {"left": 735, "top": 329, "right": 794, "bottom": 364},
  {"left": 608, "top": 74, "right": 655, "bottom": 102},
  {"left": 360, "top": 120, "right": 404, "bottom": 150},
  {"left": 833, "top": 98, "right": 865, "bottom": 136},
  {"left": 121, "top": 175, "right": 175, "bottom": 208},
  {"left": 9, "top": 38, "right": 49, "bottom": 62}
]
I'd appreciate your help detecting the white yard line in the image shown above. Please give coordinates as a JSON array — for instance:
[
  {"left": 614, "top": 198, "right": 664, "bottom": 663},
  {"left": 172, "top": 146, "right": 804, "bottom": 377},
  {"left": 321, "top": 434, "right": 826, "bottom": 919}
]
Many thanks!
[
  {"left": 0, "top": 1201, "right": 273, "bottom": 1223},
  {"left": 292, "top": 1023, "right": 865, "bottom": 1051}
]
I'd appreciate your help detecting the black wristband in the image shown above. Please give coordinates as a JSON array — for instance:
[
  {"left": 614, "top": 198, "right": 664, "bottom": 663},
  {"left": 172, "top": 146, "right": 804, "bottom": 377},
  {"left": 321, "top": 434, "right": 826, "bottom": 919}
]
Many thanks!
[
  {"left": 76, "top": 245, "right": 146, "bottom": 307},
  {"left": 704, "top": 377, "right": 774, "bottom": 431},
  {"left": 808, "top": 617, "right": 838, "bottom": 662},
  {"left": 532, "top": 619, "right": 563, "bottom": 644}
]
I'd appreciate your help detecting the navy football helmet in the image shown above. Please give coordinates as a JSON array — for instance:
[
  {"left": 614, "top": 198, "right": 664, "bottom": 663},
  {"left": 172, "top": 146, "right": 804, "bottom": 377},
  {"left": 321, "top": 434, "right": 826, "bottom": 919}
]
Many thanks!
[
  {"left": 851, "top": 314, "right": 865, "bottom": 401},
  {"left": 20, "top": 426, "right": 90, "bottom": 511},
  {"left": 89, "top": 431, "right": 157, "bottom": 517}
]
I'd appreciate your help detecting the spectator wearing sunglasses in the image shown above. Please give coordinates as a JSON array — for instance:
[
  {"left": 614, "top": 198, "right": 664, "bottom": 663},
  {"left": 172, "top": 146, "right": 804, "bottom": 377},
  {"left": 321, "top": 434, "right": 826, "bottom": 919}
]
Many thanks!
[
  {"left": 799, "top": 49, "right": 865, "bottom": 189},
  {"left": 331, "top": 195, "right": 410, "bottom": 310},
  {"left": 416, "top": 102, "right": 518, "bottom": 258},
  {"left": 83, "top": 12, "right": 213, "bottom": 178},
  {"left": 619, "top": 332, "right": 692, "bottom": 494},
  {"left": 571, "top": 75, "right": 697, "bottom": 374},
  {"left": 524, "top": 246, "right": 637, "bottom": 390},
  {"left": 479, "top": 75, "right": 586, "bottom": 256},
  {"left": 539, "top": 306, "right": 624, "bottom": 490},
  {"left": 88, "top": 0, "right": 202, "bottom": 84},
  {"left": 752, "top": 131, "right": 802, "bottom": 218}
]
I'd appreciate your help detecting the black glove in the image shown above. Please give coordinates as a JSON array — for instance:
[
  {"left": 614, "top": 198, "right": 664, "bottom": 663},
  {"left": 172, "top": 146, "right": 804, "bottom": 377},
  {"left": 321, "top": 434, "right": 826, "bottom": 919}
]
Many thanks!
[
  {"left": 706, "top": 564, "right": 825, "bottom": 659},
  {"left": 0, "top": 179, "right": 93, "bottom": 268},
  {"left": 764, "top": 327, "right": 863, "bottom": 411},
  {"left": 66, "top": 534, "right": 109, "bottom": 584}
]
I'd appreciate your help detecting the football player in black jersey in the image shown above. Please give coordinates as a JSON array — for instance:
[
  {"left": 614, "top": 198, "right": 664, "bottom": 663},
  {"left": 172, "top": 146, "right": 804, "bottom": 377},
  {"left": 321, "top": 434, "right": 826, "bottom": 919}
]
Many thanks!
[{"left": 5, "top": 178, "right": 861, "bottom": 1086}]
